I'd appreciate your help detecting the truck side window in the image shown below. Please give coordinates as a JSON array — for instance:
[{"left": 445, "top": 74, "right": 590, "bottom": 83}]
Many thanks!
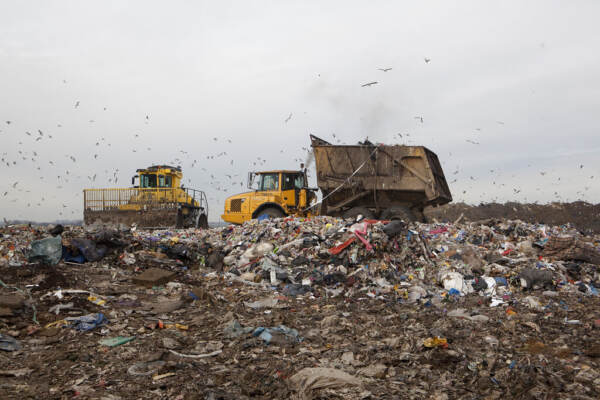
[
  {"left": 294, "top": 174, "right": 304, "bottom": 189},
  {"left": 165, "top": 175, "right": 172, "bottom": 187},
  {"left": 282, "top": 174, "right": 295, "bottom": 191},
  {"left": 159, "top": 175, "right": 165, "bottom": 187},
  {"left": 260, "top": 173, "right": 279, "bottom": 191}
]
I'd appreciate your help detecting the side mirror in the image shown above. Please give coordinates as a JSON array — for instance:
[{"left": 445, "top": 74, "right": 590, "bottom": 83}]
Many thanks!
[
  {"left": 131, "top": 175, "right": 137, "bottom": 186},
  {"left": 247, "top": 172, "right": 255, "bottom": 190}
]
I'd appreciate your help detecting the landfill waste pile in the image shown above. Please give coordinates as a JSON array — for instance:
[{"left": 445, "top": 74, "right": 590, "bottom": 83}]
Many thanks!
[{"left": 1, "top": 215, "right": 600, "bottom": 399}]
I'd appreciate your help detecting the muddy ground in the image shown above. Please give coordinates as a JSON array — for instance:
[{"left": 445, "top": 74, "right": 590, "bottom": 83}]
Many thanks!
[{"left": 2, "top": 262, "right": 599, "bottom": 399}]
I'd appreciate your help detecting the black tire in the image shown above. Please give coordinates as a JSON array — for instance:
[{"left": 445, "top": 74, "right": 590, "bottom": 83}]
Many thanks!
[
  {"left": 381, "top": 206, "right": 417, "bottom": 222},
  {"left": 342, "top": 206, "right": 375, "bottom": 220},
  {"left": 256, "top": 207, "right": 285, "bottom": 220},
  {"left": 197, "top": 214, "right": 208, "bottom": 229}
]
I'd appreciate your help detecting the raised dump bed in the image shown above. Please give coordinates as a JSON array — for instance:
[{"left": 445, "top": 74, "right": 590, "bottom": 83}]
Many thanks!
[{"left": 310, "top": 135, "right": 452, "bottom": 220}]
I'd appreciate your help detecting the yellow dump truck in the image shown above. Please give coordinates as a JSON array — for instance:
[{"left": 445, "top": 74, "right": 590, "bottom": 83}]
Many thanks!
[
  {"left": 220, "top": 170, "right": 317, "bottom": 224},
  {"left": 84, "top": 165, "right": 208, "bottom": 228},
  {"left": 221, "top": 135, "right": 452, "bottom": 224}
]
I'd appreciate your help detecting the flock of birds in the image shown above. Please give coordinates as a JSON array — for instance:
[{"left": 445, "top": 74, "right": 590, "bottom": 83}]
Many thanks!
[{"left": 1, "top": 58, "right": 598, "bottom": 220}]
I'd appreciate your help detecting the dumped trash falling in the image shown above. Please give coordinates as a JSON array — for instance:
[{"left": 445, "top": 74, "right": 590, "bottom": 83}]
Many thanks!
[{"left": 0, "top": 216, "right": 599, "bottom": 398}]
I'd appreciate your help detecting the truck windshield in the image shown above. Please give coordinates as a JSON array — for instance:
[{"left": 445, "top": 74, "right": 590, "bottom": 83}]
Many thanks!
[
  {"left": 259, "top": 173, "right": 279, "bottom": 191},
  {"left": 141, "top": 174, "right": 157, "bottom": 188}
]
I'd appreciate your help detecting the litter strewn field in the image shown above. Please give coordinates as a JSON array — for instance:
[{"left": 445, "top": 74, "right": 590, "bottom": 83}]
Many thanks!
[{"left": 1, "top": 214, "right": 599, "bottom": 399}]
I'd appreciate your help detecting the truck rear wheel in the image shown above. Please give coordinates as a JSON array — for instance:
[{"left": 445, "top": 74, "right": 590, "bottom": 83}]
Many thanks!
[
  {"left": 197, "top": 214, "right": 208, "bottom": 229},
  {"left": 256, "top": 207, "right": 285, "bottom": 220},
  {"left": 381, "top": 206, "right": 417, "bottom": 222},
  {"left": 342, "top": 207, "right": 374, "bottom": 220}
]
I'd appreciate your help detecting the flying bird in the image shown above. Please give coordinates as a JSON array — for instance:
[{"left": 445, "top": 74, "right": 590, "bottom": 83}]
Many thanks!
[
  {"left": 414, "top": 116, "right": 424, "bottom": 123},
  {"left": 361, "top": 81, "right": 378, "bottom": 87},
  {"left": 424, "top": 58, "right": 431, "bottom": 63},
  {"left": 284, "top": 113, "right": 293, "bottom": 123},
  {"left": 74, "top": 101, "right": 80, "bottom": 108},
  {"left": 377, "top": 68, "right": 392, "bottom": 72},
  {"left": 465, "top": 139, "right": 479, "bottom": 145}
]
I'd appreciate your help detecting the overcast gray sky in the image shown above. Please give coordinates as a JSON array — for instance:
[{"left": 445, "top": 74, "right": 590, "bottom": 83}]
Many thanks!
[{"left": 1, "top": 1, "right": 599, "bottom": 222}]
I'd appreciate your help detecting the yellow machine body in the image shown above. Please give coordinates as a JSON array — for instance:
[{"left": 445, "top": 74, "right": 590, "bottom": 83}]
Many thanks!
[
  {"left": 84, "top": 165, "right": 209, "bottom": 228},
  {"left": 221, "top": 170, "right": 316, "bottom": 225}
]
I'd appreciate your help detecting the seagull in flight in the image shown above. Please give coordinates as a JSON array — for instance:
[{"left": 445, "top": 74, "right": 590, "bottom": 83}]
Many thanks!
[
  {"left": 284, "top": 113, "right": 292, "bottom": 123},
  {"left": 377, "top": 68, "right": 392, "bottom": 72},
  {"left": 424, "top": 58, "right": 431, "bottom": 63},
  {"left": 361, "top": 81, "right": 378, "bottom": 87}
]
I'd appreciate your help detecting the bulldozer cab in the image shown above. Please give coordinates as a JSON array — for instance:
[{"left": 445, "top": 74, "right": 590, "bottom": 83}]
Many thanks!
[{"left": 134, "top": 167, "right": 178, "bottom": 189}]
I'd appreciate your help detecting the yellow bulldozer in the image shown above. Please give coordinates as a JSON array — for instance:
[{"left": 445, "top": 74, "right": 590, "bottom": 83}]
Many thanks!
[
  {"left": 221, "top": 135, "right": 452, "bottom": 224},
  {"left": 84, "top": 165, "right": 209, "bottom": 228}
]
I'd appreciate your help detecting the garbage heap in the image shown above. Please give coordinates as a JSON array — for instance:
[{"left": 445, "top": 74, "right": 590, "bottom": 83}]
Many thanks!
[{"left": 1, "top": 216, "right": 599, "bottom": 399}]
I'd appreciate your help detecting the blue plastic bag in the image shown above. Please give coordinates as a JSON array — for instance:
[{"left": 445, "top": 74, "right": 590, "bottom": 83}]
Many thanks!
[{"left": 66, "top": 313, "right": 108, "bottom": 331}]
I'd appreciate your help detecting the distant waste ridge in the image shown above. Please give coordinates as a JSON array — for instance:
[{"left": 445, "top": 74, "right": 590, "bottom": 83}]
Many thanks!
[
  {"left": 4, "top": 202, "right": 599, "bottom": 233},
  {"left": 426, "top": 201, "right": 600, "bottom": 234}
]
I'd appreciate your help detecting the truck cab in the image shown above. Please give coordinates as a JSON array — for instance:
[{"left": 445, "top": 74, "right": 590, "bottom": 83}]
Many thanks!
[{"left": 221, "top": 169, "right": 316, "bottom": 225}]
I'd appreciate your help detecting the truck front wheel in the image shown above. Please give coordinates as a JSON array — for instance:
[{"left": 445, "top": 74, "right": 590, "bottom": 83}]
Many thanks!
[{"left": 256, "top": 207, "right": 285, "bottom": 220}]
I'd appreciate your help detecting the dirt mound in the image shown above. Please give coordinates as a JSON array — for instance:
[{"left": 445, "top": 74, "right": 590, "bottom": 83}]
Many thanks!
[{"left": 427, "top": 201, "right": 600, "bottom": 233}]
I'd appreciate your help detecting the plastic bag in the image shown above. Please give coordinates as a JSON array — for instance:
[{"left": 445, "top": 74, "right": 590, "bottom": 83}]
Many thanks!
[
  {"left": 70, "top": 238, "right": 107, "bottom": 262},
  {"left": 28, "top": 235, "right": 62, "bottom": 265},
  {"left": 289, "top": 367, "right": 362, "bottom": 400},
  {"left": 65, "top": 312, "right": 108, "bottom": 331}
]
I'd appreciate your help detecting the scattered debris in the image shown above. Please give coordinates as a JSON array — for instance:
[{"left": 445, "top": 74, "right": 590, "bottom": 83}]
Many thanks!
[{"left": 1, "top": 217, "right": 599, "bottom": 397}]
